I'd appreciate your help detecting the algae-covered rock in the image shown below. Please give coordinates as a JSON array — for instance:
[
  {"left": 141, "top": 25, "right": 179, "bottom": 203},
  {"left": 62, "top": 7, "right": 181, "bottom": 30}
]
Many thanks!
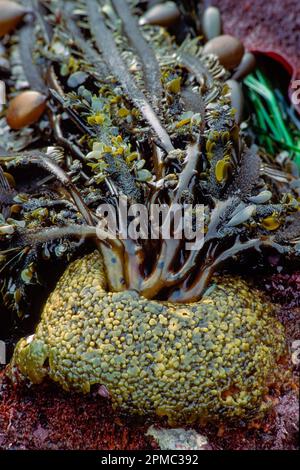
[{"left": 11, "top": 251, "right": 286, "bottom": 423}]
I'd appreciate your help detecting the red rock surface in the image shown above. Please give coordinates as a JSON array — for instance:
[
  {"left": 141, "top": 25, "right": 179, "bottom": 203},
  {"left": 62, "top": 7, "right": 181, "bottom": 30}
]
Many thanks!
[
  {"left": 210, "top": 0, "right": 300, "bottom": 105},
  {"left": 0, "top": 283, "right": 299, "bottom": 451},
  {"left": 0, "top": 367, "right": 298, "bottom": 450},
  {"left": 0, "top": 374, "right": 154, "bottom": 450},
  {"left": 0, "top": 0, "right": 299, "bottom": 451}
]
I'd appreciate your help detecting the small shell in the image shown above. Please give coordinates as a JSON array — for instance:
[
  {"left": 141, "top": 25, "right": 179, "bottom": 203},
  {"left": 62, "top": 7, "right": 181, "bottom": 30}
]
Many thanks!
[
  {"left": 0, "top": 0, "right": 28, "bottom": 37},
  {"left": 202, "top": 6, "right": 222, "bottom": 40},
  {"left": 203, "top": 35, "right": 244, "bottom": 70},
  {"left": 227, "top": 205, "right": 256, "bottom": 227},
  {"left": 97, "top": 384, "right": 110, "bottom": 399},
  {"left": 20, "top": 265, "right": 34, "bottom": 284},
  {"left": 215, "top": 158, "right": 232, "bottom": 183},
  {"left": 232, "top": 52, "right": 256, "bottom": 81},
  {"left": 248, "top": 190, "right": 272, "bottom": 204},
  {"left": 10, "top": 204, "right": 21, "bottom": 214},
  {"left": 226, "top": 79, "right": 244, "bottom": 124},
  {"left": 6, "top": 91, "right": 47, "bottom": 129},
  {"left": 26, "top": 334, "right": 35, "bottom": 345},
  {"left": 139, "top": 1, "right": 180, "bottom": 27}
]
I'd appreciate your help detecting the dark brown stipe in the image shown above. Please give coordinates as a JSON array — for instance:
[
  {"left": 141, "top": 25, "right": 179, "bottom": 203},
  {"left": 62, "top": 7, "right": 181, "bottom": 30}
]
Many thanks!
[
  {"left": 152, "top": 143, "right": 165, "bottom": 180},
  {"left": 48, "top": 110, "right": 86, "bottom": 162},
  {"left": 123, "top": 240, "right": 145, "bottom": 291},
  {"left": 174, "top": 141, "right": 200, "bottom": 202},
  {"left": 140, "top": 142, "right": 201, "bottom": 298},
  {"left": 168, "top": 238, "right": 261, "bottom": 302}
]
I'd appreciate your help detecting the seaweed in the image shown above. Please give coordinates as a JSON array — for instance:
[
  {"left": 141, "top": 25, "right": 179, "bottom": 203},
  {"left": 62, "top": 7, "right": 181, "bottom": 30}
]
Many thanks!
[{"left": 0, "top": 0, "right": 300, "bottom": 321}]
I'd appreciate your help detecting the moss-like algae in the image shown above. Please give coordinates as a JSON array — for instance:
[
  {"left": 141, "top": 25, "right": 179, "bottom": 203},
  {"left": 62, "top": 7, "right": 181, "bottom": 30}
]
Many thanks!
[{"left": 12, "top": 251, "right": 286, "bottom": 423}]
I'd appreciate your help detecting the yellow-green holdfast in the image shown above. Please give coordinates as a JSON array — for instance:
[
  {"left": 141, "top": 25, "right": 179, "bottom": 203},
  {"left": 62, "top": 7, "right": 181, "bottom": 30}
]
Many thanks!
[{"left": 11, "top": 251, "right": 286, "bottom": 424}]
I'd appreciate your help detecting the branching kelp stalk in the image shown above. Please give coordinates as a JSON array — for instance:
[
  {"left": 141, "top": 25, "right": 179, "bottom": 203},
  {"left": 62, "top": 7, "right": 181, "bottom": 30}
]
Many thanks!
[{"left": 1, "top": 0, "right": 300, "bottom": 316}]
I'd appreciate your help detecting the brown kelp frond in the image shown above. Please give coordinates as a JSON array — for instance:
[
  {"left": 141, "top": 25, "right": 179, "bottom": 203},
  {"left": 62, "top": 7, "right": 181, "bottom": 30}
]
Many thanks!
[
  {"left": 19, "top": 224, "right": 98, "bottom": 245},
  {"left": 174, "top": 140, "right": 201, "bottom": 202},
  {"left": 1, "top": 151, "right": 95, "bottom": 226},
  {"left": 62, "top": 4, "right": 109, "bottom": 80},
  {"left": 176, "top": 51, "right": 213, "bottom": 90},
  {"left": 86, "top": 0, "right": 174, "bottom": 153},
  {"left": 225, "top": 145, "right": 262, "bottom": 198},
  {"left": 152, "top": 197, "right": 241, "bottom": 289},
  {"left": 139, "top": 141, "right": 202, "bottom": 297},
  {"left": 111, "top": 0, "right": 163, "bottom": 109},
  {"left": 19, "top": 24, "right": 48, "bottom": 93}
]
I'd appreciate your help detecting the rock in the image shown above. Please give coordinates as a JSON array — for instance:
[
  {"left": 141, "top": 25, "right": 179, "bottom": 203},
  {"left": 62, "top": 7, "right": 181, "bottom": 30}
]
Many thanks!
[
  {"left": 0, "top": 0, "right": 28, "bottom": 37},
  {"left": 6, "top": 91, "right": 47, "bottom": 129},
  {"left": 203, "top": 34, "right": 244, "bottom": 70},
  {"left": 226, "top": 78, "right": 244, "bottom": 123},
  {"left": 146, "top": 426, "right": 211, "bottom": 450},
  {"left": 202, "top": 6, "right": 222, "bottom": 40},
  {"left": 232, "top": 52, "right": 257, "bottom": 80},
  {"left": 139, "top": 2, "right": 180, "bottom": 27}
]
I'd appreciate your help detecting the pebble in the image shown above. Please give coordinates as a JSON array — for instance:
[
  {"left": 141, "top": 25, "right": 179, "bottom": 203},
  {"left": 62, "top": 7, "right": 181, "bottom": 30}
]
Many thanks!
[
  {"left": 6, "top": 90, "right": 47, "bottom": 129},
  {"left": 203, "top": 34, "right": 244, "bottom": 70}
]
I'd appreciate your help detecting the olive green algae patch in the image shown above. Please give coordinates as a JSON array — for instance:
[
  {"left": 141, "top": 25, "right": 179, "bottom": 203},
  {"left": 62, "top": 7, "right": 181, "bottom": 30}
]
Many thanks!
[{"left": 11, "top": 251, "right": 286, "bottom": 423}]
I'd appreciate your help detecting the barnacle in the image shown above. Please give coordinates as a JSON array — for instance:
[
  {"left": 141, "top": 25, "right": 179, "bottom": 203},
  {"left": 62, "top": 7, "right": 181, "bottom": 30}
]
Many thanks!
[{"left": 11, "top": 251, "right": 286, "bottom": 423}]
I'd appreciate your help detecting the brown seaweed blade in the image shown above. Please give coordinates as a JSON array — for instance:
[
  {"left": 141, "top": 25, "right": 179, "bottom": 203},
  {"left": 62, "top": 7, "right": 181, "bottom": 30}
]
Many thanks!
[
  {"left": 86, "top": 0, "right": 174, "bottom": 153},
  {"left": 111, "top": 0, "right": 163, "bottom": 110}
]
